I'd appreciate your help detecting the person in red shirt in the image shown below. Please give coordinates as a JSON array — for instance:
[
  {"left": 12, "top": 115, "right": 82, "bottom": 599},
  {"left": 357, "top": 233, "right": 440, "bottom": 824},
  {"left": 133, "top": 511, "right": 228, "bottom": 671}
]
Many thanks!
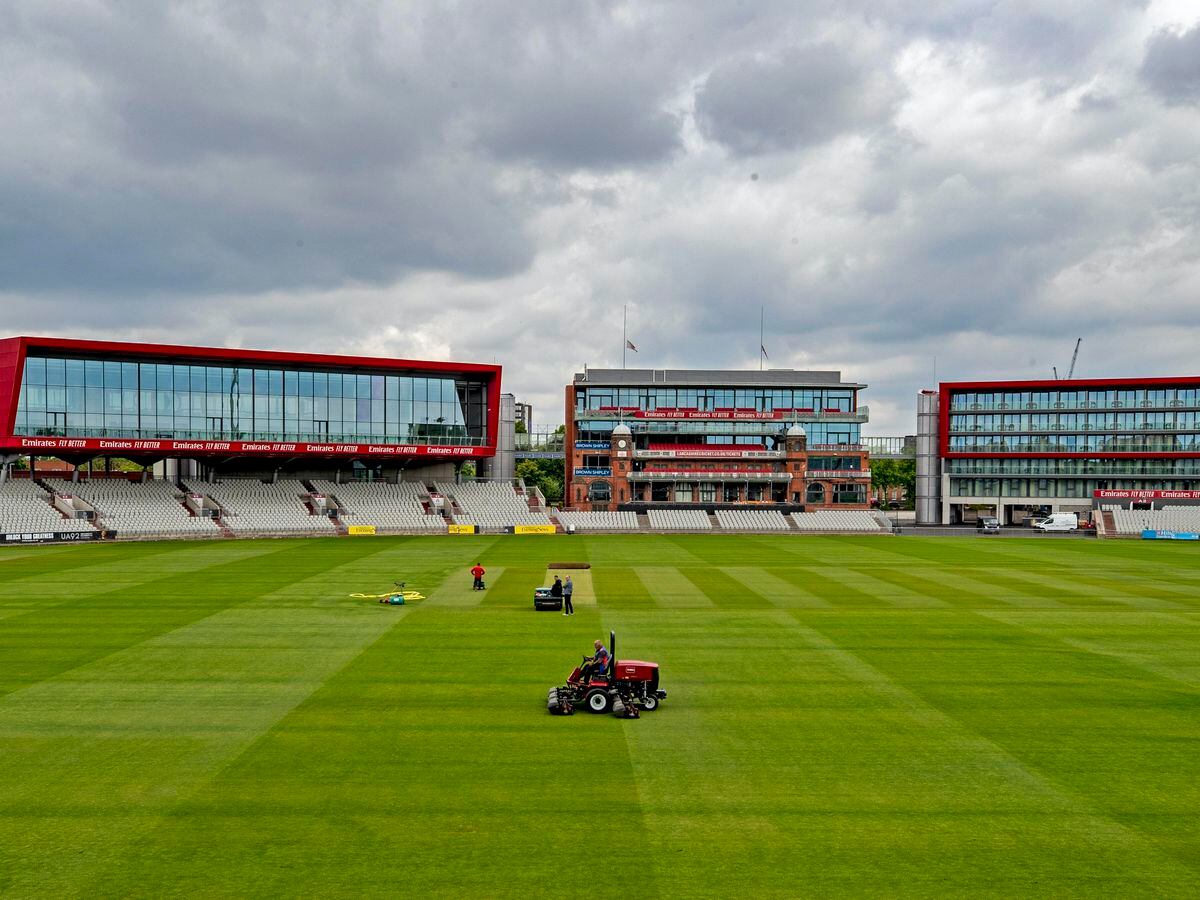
[{"left": 470, "top": 563, "right": 486, "bottom": 591}]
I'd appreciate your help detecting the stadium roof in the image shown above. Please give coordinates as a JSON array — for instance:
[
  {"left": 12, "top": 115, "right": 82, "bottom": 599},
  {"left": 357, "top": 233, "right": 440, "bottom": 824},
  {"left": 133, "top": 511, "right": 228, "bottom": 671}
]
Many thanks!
[{"left": 574, "top": 368, "right": 865, "bottom": 389}]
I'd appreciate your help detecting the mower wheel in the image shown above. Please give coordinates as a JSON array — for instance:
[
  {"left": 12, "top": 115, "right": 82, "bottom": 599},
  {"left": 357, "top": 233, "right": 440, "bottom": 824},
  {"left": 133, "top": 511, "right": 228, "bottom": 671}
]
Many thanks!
[
  {"left": 640, "top": 694, "right": 659, "bottom": 712},
  {"left": 585, "top": 689, "right": 613, "bottom": 714}
]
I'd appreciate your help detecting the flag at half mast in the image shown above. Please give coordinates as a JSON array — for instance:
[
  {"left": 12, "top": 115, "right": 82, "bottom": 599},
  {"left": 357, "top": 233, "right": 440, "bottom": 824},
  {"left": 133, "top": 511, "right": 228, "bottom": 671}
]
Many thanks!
[{"left": 625, "top": 339, "right": 638, "bottom": 352}]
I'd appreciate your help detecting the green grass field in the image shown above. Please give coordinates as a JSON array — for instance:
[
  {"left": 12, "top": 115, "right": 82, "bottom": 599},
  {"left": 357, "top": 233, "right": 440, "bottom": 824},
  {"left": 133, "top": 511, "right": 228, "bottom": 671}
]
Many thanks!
[{"left": 2, "top": 534, "right": 1199, "bottom": 898}]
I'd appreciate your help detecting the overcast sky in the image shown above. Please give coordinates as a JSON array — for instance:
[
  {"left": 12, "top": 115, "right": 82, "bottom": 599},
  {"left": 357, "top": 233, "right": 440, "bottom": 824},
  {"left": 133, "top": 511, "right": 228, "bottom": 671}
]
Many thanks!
[{"left": 3, "top": 1, "right": 1200, "bottom": 434}]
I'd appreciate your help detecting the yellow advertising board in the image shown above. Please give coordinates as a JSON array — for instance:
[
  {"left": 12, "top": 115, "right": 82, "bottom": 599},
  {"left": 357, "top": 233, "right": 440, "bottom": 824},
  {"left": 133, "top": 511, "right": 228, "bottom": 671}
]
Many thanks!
[
  {"left": 447, "top": 524, "right": 477, "bottom": 535},
  {"left": 347, "top": 525, "right": 376, "bottom": 536},
  {"left": 513, "top": 524, "right": 556, "bottom": 535}
]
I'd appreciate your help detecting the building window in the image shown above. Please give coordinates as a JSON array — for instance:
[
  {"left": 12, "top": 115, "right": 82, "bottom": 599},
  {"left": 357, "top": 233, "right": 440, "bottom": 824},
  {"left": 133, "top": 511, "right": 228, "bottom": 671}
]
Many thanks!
[
  {"left": 699, "top": 483, "right": 717, "bottom": 503},
  {"left": 806, "top": 483, "right": 826, "bottom": 504},
  {"left": 587, "top": 481, "right": 611, "bottom": 502},
  {"left": 833, "top": 483, "right": 866, "bottom": 503}
]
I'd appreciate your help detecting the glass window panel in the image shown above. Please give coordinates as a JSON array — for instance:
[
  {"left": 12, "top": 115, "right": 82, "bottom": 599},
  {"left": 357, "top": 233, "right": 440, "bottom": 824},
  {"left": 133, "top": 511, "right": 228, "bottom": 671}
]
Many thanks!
[
  {"left": 44, "top": 357, "right": 65, "bottom": 385},
  {"left": 207, "top": 368, "right": 222, "bottom": 392},
  {"left": 268, "top": 370, "right": 283, "bottom": 395},
  {"left": 25, "top": 357, "right": 46, "bottom": 386},
  {"left": 63, "top": 358, "right": 85, "bottom": 386}
]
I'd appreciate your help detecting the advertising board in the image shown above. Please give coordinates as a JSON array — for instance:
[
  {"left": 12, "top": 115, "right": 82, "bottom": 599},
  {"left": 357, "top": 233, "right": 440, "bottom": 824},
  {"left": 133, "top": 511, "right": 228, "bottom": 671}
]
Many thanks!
[
  {"left": 512, "top": 524, "right": 556, "bottom": 535},
  {"left": 0, "top": 531, "right": 103, "bottom": 544},
  {"left": 2, "top": 436, "right": 491, "bottom": 459}
]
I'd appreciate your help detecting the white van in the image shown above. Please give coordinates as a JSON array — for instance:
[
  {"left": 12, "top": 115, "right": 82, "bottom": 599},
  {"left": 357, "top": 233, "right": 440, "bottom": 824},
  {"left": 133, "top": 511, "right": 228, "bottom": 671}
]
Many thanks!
[{"left": 1034, "top": 512, "right": 1077, "bottom": 532}]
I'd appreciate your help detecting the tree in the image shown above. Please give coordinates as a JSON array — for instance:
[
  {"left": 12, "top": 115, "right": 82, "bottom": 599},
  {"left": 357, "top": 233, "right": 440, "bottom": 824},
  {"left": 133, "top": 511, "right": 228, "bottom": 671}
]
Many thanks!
[
  {"left": 870, "top": 458, "right": 915, "bottom": 508},
  {"left": 516, "top": 458, "right": 564, "bottom": 505},
  {"left": 514, "top": 420, "right": 527, "bottom": 434}
]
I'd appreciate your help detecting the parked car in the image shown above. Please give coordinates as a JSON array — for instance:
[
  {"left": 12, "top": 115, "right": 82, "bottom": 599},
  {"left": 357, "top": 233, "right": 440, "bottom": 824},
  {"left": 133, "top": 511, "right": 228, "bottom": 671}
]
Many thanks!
[{"left": 976, "top": 516, "right": 1000, "bottom": 533}]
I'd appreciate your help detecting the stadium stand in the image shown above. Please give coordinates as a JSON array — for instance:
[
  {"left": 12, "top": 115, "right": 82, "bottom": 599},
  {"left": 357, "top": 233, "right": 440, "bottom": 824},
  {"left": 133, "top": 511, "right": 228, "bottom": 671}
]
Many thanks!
[
  {"left": 436, "top": 481, "right": 553, "bottom": 530},
  {"left": 789, "top": 510, "right": 888, "bottom": 532},
  {"left": 311, "top": 480, "right": 444, "bottom": 532},
  {"left": 0, "top": 479, "right": 96, "bottom": 535},
  {"left": 189, "top": 479, "right": 334, "bottom": 534},
  {"left": 1107, "top": 505, "right": 1200, "bottom": 535},
  {"left": 646, "top": 509, "right": 712, "bottom": 531},
  {"left": 715, "top": 509, "right": 791, "bottom": 531},
  {"left": 44, "top": 478, "right": 220, "bottom": 538},
  {"left": 553, "top": 509, "right": 639, "bottom": 532}
]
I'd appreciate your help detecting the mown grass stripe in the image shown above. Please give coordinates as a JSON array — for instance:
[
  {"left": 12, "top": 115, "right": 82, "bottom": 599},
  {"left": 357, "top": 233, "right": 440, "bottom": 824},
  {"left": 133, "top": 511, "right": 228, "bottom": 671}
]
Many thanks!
[
  {"left": 635, "top": 566, "right": 714, "bottom": 608},
  {"left": 903, "top": 566, "right": 1055, "bottom": 609},
  {"left": 980, "top": 610, "right": 1200, "bottom": 690},
  {"left": 477, "top": 565, "right": 545, "bottom": 608},
  {"left": 593, "top": 566, "right": 655, "bottom": 609},
  {"left": 844, "top": 566, "right": 952, "bottom": 608},
  {"left": 791, "top": 566, "right": 892, "bottom": 607},
  {"left": 0, "top": 540, "right": 187, "bottom": 587},
  {"left": 723, "top": 566, "right": 828, "bottom": 608},
  {"left": 0, "top": 540, "right": 385, "bottom": 700},
  {"left": 678, "top": 566, "right": 773, "bottom": 608}
]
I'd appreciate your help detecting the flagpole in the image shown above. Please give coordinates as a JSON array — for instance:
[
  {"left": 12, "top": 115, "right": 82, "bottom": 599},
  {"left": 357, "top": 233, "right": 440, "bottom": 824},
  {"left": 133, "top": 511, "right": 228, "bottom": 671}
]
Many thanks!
[
  {"left": 759, "top": 306, "right": 764, "bottom": 371},
  {"left": 623, "top": 305, "right": 627, "bottom": 370}
]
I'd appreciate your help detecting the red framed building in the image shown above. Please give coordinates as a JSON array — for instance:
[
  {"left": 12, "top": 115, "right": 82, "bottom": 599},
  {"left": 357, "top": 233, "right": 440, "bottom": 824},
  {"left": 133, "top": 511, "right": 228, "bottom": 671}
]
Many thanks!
[
  {"left": 0, "top": 336, "right": 500, "bottom": 479},
  {"left": 564, "top": 368, "right": 871, "bottom": 511},
  {"left": 918, "top": 377, "right": 1200, "bottom": 524}
]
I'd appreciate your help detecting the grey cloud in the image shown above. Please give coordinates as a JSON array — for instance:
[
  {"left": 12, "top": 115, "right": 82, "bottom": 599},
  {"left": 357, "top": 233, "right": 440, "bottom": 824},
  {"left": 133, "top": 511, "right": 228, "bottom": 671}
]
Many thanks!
[
  {"left": 3, "top": 1, "right": 1200, "bottom": 439},
  {"left": 1141, "top": 25, "right": 1200, "bottom": 105},
  {"left": 695, "top": 43, "right": 901, "bottom": 154}
]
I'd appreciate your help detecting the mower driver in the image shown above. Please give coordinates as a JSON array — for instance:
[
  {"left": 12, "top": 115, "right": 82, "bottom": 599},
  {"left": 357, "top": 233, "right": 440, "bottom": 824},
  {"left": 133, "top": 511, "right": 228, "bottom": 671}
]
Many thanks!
[{"left": 579, "top": 640, "right": 610, "bottom": 682}]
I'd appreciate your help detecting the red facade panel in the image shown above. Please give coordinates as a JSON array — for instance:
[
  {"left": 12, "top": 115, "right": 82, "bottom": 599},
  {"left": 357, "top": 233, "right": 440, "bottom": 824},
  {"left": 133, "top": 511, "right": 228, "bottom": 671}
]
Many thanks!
[{"left": 0, "top": 337, "right": 22, "bottom": 438}]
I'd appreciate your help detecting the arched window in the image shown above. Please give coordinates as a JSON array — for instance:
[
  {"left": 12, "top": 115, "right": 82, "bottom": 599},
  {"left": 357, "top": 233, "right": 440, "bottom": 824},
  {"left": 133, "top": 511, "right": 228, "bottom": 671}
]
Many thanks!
[
  {"left": 806, "top": 482, "right": 825, "bottom": 504},
  {"left": 588, "top": 481, "right": 611, "bottom": 502}
]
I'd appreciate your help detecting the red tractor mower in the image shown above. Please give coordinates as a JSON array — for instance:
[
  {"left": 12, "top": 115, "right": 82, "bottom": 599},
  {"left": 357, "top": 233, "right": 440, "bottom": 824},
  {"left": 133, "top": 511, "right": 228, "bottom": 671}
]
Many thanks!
[{"left": 547, "top": 631, "right": 666, "bottom": 718}]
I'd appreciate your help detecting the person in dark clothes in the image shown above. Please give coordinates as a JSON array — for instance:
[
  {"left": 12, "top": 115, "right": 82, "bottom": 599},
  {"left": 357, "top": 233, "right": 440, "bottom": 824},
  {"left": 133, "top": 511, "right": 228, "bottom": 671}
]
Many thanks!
[
  {"left": 562, "top": 575, "right": 574, "bottom": 616},
  {"left": 579, "top": 639, "right": 610, "bottom": 681}
]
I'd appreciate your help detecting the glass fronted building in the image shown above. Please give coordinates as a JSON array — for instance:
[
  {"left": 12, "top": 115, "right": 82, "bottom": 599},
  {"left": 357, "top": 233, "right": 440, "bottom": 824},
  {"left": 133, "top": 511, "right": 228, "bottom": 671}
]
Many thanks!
[
  {"left": 922, "top": 377, "right": 1200, "bottom": 524},
  {"left": 564, "top": 368, "right": 871, "bottom": 511},
  {"left": 0, "top": 337, "right": 500, "bottom": 471}
]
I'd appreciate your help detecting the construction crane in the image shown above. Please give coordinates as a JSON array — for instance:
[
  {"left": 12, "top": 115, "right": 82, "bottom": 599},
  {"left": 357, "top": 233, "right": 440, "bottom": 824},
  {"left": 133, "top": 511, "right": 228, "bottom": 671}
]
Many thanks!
[
  {"left": 1066, "top": 338, "right": 1082, "bottom": 379},
  {"left": 1052, "top": 339, "right": 1082, "bottom": 380}
]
